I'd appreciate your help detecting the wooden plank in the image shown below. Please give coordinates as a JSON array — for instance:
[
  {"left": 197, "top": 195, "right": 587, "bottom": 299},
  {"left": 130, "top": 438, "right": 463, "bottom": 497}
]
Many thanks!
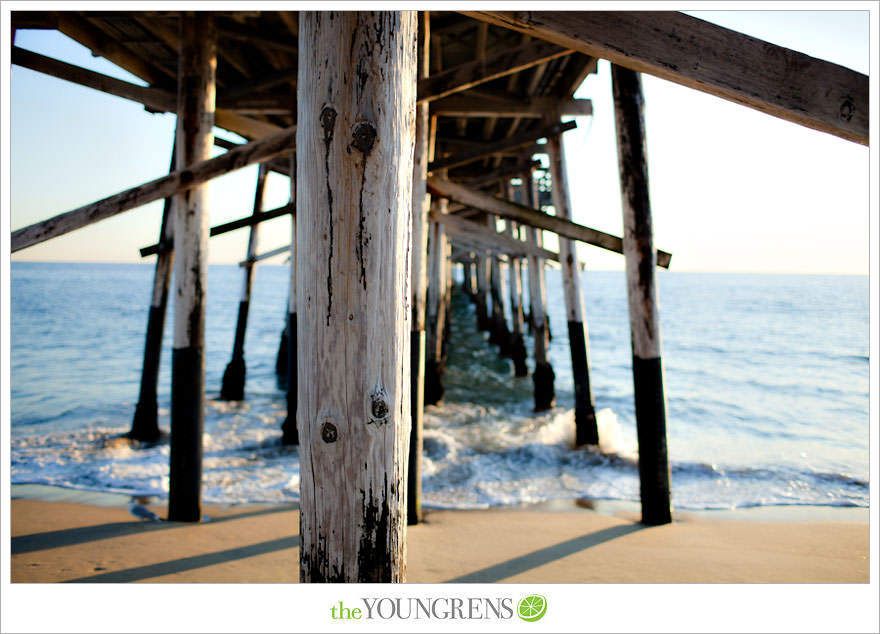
[
  {"left": 297, "top": 10, "right": 415, "bottom": 583},
  {"left": 168, "top": 12, "right": 215, "bottom": 524},
  {"left": 429, "top": 120, "right": 575, "bottom": 172},
  {"left": 427, "top": 176, "right": 672, "bottom": 268},
  {"left": 12, "top": 125, "right": 297, "bottom": 253},
  {"left": 432, "top": 94, "right": 593, "bottom": 118},
  {"left": 613, "top": 64, "right": 672, "bottom": 526},
  {"left": 463, "top": 10, "right": 868, "bottom": 145},
  {"left": 417, "top": 37, "right": 570, "bottom": 103}
]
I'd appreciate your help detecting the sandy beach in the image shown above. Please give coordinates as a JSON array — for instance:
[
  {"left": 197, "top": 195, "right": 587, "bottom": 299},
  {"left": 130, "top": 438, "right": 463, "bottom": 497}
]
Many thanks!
[{"left": 10, "top": 493, "right": 869, "bottom": 584}]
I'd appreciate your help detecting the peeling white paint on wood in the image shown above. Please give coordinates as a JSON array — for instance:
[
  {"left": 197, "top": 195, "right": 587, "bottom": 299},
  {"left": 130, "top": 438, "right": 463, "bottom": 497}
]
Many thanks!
[{"left": 296, "top": 11, "right": 416, "bottom": 583}]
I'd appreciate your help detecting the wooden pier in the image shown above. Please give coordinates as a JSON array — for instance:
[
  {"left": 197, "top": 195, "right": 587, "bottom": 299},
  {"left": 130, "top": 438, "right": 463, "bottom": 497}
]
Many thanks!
[{"left": 10, "top": 9, "right": 868, "bottom": 582}]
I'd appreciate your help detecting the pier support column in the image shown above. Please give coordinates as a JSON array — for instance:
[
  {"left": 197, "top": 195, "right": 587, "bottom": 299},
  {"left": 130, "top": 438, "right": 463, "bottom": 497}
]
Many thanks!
[
  {"left": 425, "top": 199, "right": 448, "bottom": 406},
  {"left": 504, "top": 183, "right": 528, "bottom": 377},
  {"left": 297, "top": 10, "right": 416, "bottom": 582},
  {"left": 168, "top": 13, "right": 216, "bottom": 523},
  {"left": 488, "top": 216, "right": 512, "bottom": 357},
  {"left": 220, "top": 164, "right": 269, "bottom": 401},
  {"left": 281, "top": 153, "right": 299, "bottom": 445},
  {"left": 129, "top": 143, "right": 176, "bottom": 443},
  {"left": 523, "top": 171, "right": 554, "bottom": 410},
  {"left": 408, "top": 11, "right": 430, "bottom": 525},
  {"left": 612, "top": 64, "right": 672, "bottom": 526},
  {"left": 474, "top": 231, "right": 490, "bottom": 332},
  {"left": 546, "top": 117, "right": 599, "bottom": 446}
]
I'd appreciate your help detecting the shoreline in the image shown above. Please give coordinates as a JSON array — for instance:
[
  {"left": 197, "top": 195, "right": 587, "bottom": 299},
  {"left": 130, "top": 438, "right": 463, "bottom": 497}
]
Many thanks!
[{"left": 11, "top": 482, "right": 869, "bottom": 523}]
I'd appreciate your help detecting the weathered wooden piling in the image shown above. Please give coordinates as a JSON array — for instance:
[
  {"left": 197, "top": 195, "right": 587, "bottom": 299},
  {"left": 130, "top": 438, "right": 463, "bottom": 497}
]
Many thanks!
[
  {"left": 281, "top": 154, "right": 299, "bottom": 445},
  {"left": 168, "top": 13, "right": 216, "bottom": 523},
  {"left": 474, "top": 242, "right": 491, "bottom": 332},
  {"left": 296, "top": 11, "right": 415, "bottom": 582},
  {"left": 408, "top": 10, "right": 430, "bottom": 526},
  {"left": 425, "top": 200, "right": 448, "bottom": 406},
  {"left": 488, "top": 215, "right": 512, "bottom": 357},
  {"left": 503, "top": 186, "right": 528, "bottom": 377},
  {"left": 220, "top": 163, "right": 269, "bottom": 401},
  {"left": 522, "top": 171, "right": 554, "bottom": 410},
  {"left": 129, "top": 144, "right": 175, "bottom": 443},
  {"left": 612, "top": 64, "right": 672, "bottom": 526},
  {"left": 546, "top": 120, "right": 599, "bottom": 446}
]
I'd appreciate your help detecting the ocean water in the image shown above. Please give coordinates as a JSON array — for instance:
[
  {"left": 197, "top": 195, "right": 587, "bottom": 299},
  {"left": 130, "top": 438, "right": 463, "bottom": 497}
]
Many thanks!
[{"left": 8, "top": 262, "right": 870, "bottom": 511}]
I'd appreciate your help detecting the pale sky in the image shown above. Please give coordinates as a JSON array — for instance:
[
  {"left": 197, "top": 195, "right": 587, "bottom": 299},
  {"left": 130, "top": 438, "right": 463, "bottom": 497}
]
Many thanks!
[{"left": 3, "top": 6, "right": 876, "bottom": 274}]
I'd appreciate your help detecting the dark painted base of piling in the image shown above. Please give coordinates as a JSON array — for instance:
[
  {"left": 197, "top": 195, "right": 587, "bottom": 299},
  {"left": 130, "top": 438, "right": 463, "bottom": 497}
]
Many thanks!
[
  {"left": 281, "top": 312, "right": 299, "bottom": 446},
  {"left": 568, "top": 320, "right": 599, "bottom": 446},
  {"left": 532, "top": 361, "right": 555, "bottom": 412},
  {"left": 275, "top": 327, "right": 288, "bottom": 376},
  {"left": 475, "top": 292, "right": 490, "bottom": 331},
  {"left": 424, "top": 357, "right": 445, "bottom": 406},
  {"left": 409, "top": 329, "right": 426, "bottom": 525},
  {"left": 632, "top": 355, "right": 672, "bottom": 526},
  {"left": 220, "top": 356, "right": 246, "bottom": 401},
  {"left": 491, "top": 313, "right": 512, "bottom": 357},
  {"left": 168, "top": 346, "right": 204, "bottom": 523},
  {"left": 510, "top": 332, "right": 528, "bottom": 377},
  {"left": 129, "top": 304, "right": 166, "bottom": 442},
  {"left": 130, "top": 399, "right": 162, "bottom": 443}
]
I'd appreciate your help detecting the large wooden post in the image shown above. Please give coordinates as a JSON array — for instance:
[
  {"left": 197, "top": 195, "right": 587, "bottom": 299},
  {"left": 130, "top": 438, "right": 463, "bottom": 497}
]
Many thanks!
[
  {"left": 297, "top": 11, "right": 416, "bottom": 582},
  {"left": 523, "top": 170, "right": 554, "bottom": 410},
  {"left": 424, "top": 199, "right": 448, "bottom": 406},
  {"left": 409, "top": 12, "right": 430, "bottom": 524},
  {"left": 612, "top": 64, "right": 672, "bottom": 526},
  {"left": 504, "top": 183, "right": 528, "bottom": 377},
  {"left": 546, "top": 119, "right": 599, "bottom": 446},
  {"left": 281, "top": 153, "right": 299, "bottom": 445},
  {"left": 220, "top": 163, "right": 269, "bottom": 401},
  {"left": 168, "top": 13, "right": 216, "bottom": 523},
  {"left": 129, "top": 143, "right": 175, "bottom": 442}
]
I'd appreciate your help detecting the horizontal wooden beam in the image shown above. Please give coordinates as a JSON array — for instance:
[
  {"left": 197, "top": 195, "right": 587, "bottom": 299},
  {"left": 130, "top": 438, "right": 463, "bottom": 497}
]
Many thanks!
[
  {"left": 463, "top": 10, "right": 868, "bottom": 145},
  {"left": 427, "top": 176, "right": 672, "bottom": 268},
  {"left": 212, "top": 137, "right": 290, "bottom": 175},
  {"left": 238, "top": 244, "right": 290, "bottom": 266},
  {"left": 12, "top": 47, "right": 282, "bottom": 140},
  {"left": 432, "top": 94, "right": 593, "bottom": 118},
  {"left": 417, "top": 38, "right": 571, "bottom": 103},
  {"left": 430, "top": 120, "right": 574, "bottom": 172},
  {"left": 140, "top": 202, "right": 294, "bottom": 257},
  {"left": 12, "top": 125, "right": 297, "bottom": 253},
  {"left": 432, "top": 209, "right": 560, "bottom": 262},
  {"left": 462, "top": 159, "right": 541, "bottom": 189}
]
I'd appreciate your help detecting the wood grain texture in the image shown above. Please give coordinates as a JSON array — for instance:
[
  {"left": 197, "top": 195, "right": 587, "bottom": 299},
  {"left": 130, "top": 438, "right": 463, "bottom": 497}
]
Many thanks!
[
  {"left": 427, "top": 176, "right": 672, "bottom": 268},
  {"left": 463, "top": 10, "right": 868, "bottom": 145},
  {"left": 296, "top": 11, "right": 416, "bottom": 583},
  {"left": 12, "top": 126, "right": 296, "bottom": 253}
]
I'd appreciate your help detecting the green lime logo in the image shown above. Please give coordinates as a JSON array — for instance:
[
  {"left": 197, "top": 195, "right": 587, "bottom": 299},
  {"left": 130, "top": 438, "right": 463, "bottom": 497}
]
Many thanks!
[{"left": 517, "top": 595, "right": 547, "bottom": 622}]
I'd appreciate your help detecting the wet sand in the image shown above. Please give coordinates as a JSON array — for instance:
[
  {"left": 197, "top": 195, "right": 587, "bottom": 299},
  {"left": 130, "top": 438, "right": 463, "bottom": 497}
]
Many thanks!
[{"left": 10, "top": 494, "right": 869, "bottom": 583}]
